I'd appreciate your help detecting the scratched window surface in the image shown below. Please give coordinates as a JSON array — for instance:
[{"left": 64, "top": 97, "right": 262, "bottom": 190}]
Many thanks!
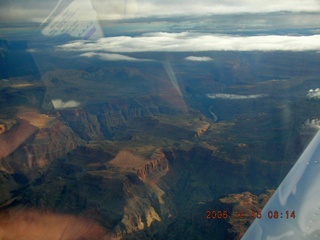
[{"left": 1, "top": 1, "right": 320, "bottom": 239}]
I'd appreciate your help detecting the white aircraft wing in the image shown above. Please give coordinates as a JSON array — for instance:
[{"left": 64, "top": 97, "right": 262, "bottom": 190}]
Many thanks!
[{"left": 242, "top": 130, "right": 320, "bottom": 239}]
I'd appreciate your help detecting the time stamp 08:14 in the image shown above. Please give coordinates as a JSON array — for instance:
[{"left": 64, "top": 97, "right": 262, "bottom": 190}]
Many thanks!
[{"left": 206, "top": 210, "right": 296, "bottom": 220}]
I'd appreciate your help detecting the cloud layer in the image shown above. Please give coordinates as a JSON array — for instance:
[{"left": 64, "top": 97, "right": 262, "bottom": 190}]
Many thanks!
[
  {"left": 129, "top": 0, "right": 320, "bottom": 19},
  {"left": 303, "top": 119, "right": 320, "bottom": 129},
  {"left": 185, "top": 56, "right": 213, "bottom": 61},
  {"left": 307, "top": 88, "right": 320, "bottom": 100},
  {"left": 80, "top": 52, "right": 151, "bottom": 61},
  {"left": 2, "top": 0, "right": 319, "bottom": 23},
  {"left": 207, "top": 93, "right": 267, "bottom": 100},
  {"left": 58, "top": 32, "right": 320, "bottom": 53}
]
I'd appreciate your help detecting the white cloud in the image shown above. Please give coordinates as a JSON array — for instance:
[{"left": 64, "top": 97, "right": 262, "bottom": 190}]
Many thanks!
[
  {"left": 130, "top": 0, "right": 320, "bottom": 19},
  {"left": 307, "top": 88, "right": 320, "bottom": 100},
  {"left": 207, "top": 93, "right": 267, "bottom": 100},
  {"left": 185, "top": 56, "right": 213, "bottom": 61},
  {"left": 1, "top": 0, "right": 320, "bottom": 23},
  {"left": 303, "top": 119, "right": 320, "bottom": 129},
  {"left": 92, "top": 0, "right": 320, "bottom": 20},
  {"left": 58, "top": 32, "right": 320, "bottom": 53},
  {"left": 26, "top": 48, "right": 38, "bottom": 53},
  {"left": 52, "top": 99, "right": 80, "bottom": 109},
  {"left": 80, "top": 52, "right": 152, "bottom": 61}
]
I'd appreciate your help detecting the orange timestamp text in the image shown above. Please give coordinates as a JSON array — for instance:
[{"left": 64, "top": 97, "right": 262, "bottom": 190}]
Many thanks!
[{"left": 206, "top": 210, "right": 296, "bottom": 220}]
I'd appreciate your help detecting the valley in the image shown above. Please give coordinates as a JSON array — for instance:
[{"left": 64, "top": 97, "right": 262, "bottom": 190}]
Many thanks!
[{"left": 1, "top": 45, "right": 320, "bottom": 239}]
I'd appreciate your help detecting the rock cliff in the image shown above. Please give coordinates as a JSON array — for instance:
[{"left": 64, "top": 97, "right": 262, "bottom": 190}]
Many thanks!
[
  {"left": 0, "top": 84, "right": 303, "bottom": 239},
  {"left": 0, "top": 108, "right": 295, "bottom": 239},
  {"left": 59, "top": 97, "right": 170, "bottom": 140},
  {"left": 59, "top": 108, "right": 104, "bottom": 141},
  {"left": 2, "top": 118, "right": 84, "bottom": 175},
  {"left": 0, "top": 110, "right": 84, "bottom": 207},
  {"left": 220, "top": 190, "right": 275, "bottom": 239},
  {"left": 14, "top": 146, "right": 174, "bottom": 239}
]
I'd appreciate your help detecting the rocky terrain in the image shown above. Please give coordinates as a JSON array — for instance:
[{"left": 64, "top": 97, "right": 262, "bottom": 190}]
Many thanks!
[
  {"left": 1, "top": 49, "right": 320, "bottom": 239},
  {"left": 220, "top": 190, "right": 275, "bottom": 239},
  {"left": 0, "top": 96, "right": 302, "bottom": 239}
]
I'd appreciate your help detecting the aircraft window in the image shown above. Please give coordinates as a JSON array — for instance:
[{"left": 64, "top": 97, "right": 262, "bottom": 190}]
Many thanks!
[{"left": 1, "top": 1, "right": 320, "bottom": 239}]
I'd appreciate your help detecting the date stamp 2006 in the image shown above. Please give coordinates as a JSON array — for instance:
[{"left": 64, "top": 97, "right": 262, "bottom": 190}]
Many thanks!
[{"left": 206, "top": 210, "right": 295, "bottom": 220}]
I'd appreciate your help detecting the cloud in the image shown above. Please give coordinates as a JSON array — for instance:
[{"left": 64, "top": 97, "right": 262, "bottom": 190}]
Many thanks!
[
  {"left": 206, "top": 93, "right": 268, "bottom": 100},
  {"left": 131, "top": 0, "right": 320, "bottom": 19},
  {"left": 307, "top": 88, "right": 320, "bottom": 100},
  {"left": 26, "top": 48, "right": 39, "bottom": 53},
  {"left": 51, "top": 99, "right": 80, "bottom": 109},
  {"left": 58, "top": 32, "right": 320, "bottom": 53},
  {"left": 1, "top": 0, "right": 320, "bottom": 23},
  {"left": 303, "top": 119, "right": 320, "bottom": 129},
  {"left": 80, "top": 52, "right": 152, "bottom": 61},
  {"left": 0, "top": 0, "right": 55, "bottom": 23},
  {"left": 185, "top": 56, "right": 213, "bottom": 61},
  {"left": 86, "top": 0, "right": 320, "bottom": 20}
]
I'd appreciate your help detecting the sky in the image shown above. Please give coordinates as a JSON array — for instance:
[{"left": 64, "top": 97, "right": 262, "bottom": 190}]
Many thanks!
[
  {"left": 1, "top": 0, "right": 320, "bottom": 53},
  {"left": 1, "top": 0, "right": 320, "bottom": 23}
]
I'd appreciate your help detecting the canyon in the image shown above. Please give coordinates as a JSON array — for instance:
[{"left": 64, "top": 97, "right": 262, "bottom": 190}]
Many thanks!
[
  {"left": 0, "top": 90, "right": 301, "bottom": 239},
  {"left": 1, "top": 49, "right": 320, "bottom": 239}
]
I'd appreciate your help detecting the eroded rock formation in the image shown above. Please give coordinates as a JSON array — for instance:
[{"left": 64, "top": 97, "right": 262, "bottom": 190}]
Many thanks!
[{"left": 220, "top": 190, "right": 275, "bottom": 239}]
